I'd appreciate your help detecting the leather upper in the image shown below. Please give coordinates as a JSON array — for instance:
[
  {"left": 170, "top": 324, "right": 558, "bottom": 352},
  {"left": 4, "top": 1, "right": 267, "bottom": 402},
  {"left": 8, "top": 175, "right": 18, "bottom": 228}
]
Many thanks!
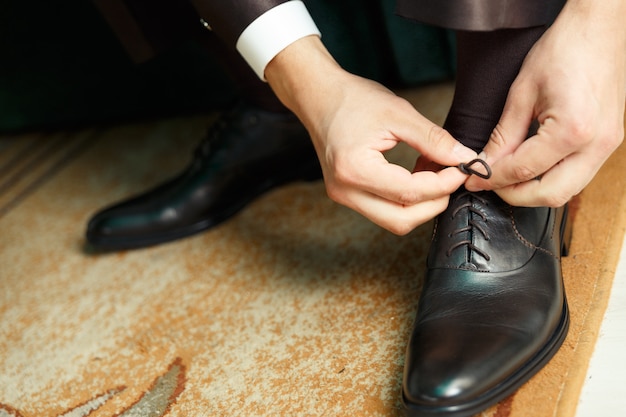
[
  {"left": 86, "top": 104, "right": 320, "bottom": 249},
  {"left": 403, "top": 190, "right": 568, "bottom": 415}
]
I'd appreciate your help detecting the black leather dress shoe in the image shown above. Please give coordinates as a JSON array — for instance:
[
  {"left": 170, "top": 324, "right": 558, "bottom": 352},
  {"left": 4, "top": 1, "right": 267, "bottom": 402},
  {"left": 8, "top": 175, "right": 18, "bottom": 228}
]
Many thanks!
[
  {"left": 86, "top": 103, "right": 322, "bottom": 250},
  {"left": 403, "top": 189, "right": 571, "bottom": 417}
]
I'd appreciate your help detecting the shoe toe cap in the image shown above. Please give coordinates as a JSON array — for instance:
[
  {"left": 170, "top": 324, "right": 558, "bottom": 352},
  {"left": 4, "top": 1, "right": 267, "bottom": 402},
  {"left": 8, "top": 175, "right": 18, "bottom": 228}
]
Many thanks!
[{"left": 403, "top": 322, "right": 533, "bottom": 408}]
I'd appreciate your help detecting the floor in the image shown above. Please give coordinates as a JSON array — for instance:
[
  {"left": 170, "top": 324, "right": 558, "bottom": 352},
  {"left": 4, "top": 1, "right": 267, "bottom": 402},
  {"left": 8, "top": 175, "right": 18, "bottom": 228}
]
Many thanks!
[
  {"left": 576, "top": 231, "right": 626, "bottom": 416},
  {"left": 1, "top": 82, "right": 624, "bottom": 416}
]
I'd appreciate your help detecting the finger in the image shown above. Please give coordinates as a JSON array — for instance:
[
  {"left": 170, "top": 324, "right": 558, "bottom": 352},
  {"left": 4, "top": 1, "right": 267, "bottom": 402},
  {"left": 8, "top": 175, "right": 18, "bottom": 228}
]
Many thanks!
[
  {"left": 343, "top": 190, "right": 451, "bottom": 235},
  {"left": 412, "top": 155, "right": 443, "bottom": 173},
  {"left": 331, "top": 156, "right": 468, "bottom": 208},
  {"left": 391, "top": 107, "right": 478, "bottom": 166},
  {"left": 484, "top": 81, "right": 538, "bottom": 160},
  {"left": 472, "top": 119, "right": 583, "bottom": 191},
  {"left": 465, "top": 83, "right": 537, "bottom": 191},
  {"left": 495, "top": 147, "right": 607, "bottom": 207}
]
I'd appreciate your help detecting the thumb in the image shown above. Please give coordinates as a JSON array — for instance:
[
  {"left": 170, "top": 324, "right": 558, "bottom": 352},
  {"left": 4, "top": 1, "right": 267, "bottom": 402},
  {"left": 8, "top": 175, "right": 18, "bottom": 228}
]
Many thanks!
[
  {"left": 466, "top": 85, "right": 537, "bottom": 189},
  {"left": 408, "top": 115, "right": 478, "bottom": 166},
  {"left": 485, "top": 86, "right": 537, "bottom": 161}
]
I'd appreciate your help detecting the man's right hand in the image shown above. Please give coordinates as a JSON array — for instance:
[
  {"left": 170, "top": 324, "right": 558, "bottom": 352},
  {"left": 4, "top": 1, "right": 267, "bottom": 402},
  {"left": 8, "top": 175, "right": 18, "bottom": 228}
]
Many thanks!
[{"left": 265, "top": 36, "right": 477, "bottom": 234}]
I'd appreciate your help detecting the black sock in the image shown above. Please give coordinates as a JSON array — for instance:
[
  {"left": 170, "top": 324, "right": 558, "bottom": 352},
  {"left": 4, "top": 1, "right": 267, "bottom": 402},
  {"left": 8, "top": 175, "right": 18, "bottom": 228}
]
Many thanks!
[{"left": 443, "top": 27, "right": 546, "bottom": 152}]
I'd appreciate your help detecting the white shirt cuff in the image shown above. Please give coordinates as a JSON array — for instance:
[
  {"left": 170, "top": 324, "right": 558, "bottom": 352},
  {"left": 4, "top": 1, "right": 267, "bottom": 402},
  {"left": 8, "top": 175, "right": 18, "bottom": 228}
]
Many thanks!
[{"left": 236, "top": 1, "right": 321, "bottom": 80}]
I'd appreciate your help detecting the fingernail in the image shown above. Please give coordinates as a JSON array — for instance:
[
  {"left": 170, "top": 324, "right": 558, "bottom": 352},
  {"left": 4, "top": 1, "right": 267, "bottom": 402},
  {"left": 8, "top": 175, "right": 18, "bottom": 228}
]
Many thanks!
[{"left": 454, "top": 143, "right": 477, "bottom": 160}]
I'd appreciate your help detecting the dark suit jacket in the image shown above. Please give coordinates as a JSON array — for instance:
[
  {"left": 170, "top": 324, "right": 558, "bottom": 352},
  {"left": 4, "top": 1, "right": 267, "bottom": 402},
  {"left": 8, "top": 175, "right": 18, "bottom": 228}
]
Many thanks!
[
  {"left": 189, "top": 0, "right": 289, "bottom": 49},
  {"left": 93, "top": 0, "right": 290, "bottom": 63},
  {"left": 95, "top": 0, "right": 565, "bottom": 64},
  {"left": 192, "top": 0, "right": 565, "bottom": 46},
  {"left": 396, "top": 0, "right": 565, "bottom": 30}
]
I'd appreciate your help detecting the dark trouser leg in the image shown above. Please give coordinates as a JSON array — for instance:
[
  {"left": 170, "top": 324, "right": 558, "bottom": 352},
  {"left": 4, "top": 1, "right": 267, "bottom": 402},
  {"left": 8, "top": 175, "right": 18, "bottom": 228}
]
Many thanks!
[
  {"left": 443, "top": 27, "right": 546, "bottom": 152},
  {"left": 195, "top": 32, "right": 288, "bottom": 113}
]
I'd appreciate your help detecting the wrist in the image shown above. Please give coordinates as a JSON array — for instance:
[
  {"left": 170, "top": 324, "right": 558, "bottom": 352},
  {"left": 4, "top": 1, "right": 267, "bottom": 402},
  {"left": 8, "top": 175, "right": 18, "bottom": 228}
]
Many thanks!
[
  {"left": 265, "top": 35, "right": 349, "bottom": 131},
  {"left": 559, "top": 0, "right": 626, "bottom": 38},
  {"left": 551, "top": 0, "right": 626, "bottom": 82}
]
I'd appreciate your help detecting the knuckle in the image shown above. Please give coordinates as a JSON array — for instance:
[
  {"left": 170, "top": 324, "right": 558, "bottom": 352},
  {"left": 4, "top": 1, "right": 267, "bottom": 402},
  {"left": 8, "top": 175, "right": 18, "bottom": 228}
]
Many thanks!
[
  {"left": 396, "top": 98, "right": 416, "bottom": 114},
  {"left": 387, "top": 218, "right": 415, "bottom": 236},
  {"left": 534, "top": 183, "right": 577, "bottom": 208},
  {"left": 562, "top": 118, "right": 595, "bottom": 147},
  {"left": 559, "top": 117, "right": 623, "bottom": 155},
  {"left": 396, "top": 189, "right": 423, "bottom": 206},
  {"left": 331, "top": 157, "right": 359, "bottom": 187},
  {"left": 389, "top": 198, "right": 448, "bottom": 236},
  {"left": 511, "top": 164, "right": 539, "bottom": 182},
  {"left": 427, "top": 125, "right": 450, "bottom": 146},
  {"left": 489, "top": 124, "right": 508, "bottom": 149},
  {"left": 325, "top": 187, "right": 340, "bottom": 204},
  {"left": 541, "top": 193, "right": 571, "bottom": 208},
  {"left": 324, "top": 182, "right": 346, "bottom": 205}
]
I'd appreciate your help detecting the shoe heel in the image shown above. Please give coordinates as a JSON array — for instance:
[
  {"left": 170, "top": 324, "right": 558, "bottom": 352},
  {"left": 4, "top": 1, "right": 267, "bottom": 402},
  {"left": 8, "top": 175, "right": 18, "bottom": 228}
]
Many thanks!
[{"left": 560, "top": 204, "right": 573, "bottom": 257}]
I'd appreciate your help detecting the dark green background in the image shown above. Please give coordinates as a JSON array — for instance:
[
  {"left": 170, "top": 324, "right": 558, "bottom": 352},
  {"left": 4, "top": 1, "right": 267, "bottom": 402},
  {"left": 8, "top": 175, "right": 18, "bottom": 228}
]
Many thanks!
[{"left": 0, "top": 1, "right": 455, "bottom": 133}]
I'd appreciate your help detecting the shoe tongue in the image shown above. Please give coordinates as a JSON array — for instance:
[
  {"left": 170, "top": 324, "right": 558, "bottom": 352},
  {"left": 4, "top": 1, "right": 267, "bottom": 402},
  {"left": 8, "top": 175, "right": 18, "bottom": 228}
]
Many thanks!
[
  {"left": 429, "top": 190, "right": 549, "bottom": 273},
  {"left": 428, "top": 191, "right": 492, "bottom": 270}
]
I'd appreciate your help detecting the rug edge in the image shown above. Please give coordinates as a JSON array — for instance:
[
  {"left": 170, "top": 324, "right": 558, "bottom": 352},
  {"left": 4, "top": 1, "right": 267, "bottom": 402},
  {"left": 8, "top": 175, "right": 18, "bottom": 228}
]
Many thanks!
[{"left": 557, "top": 142, "right": 626, "bottom": 417}]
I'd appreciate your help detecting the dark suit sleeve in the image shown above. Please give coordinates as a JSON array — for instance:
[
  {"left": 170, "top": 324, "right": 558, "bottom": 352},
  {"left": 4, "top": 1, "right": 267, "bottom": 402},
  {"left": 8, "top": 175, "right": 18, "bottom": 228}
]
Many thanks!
[
  {"left": 396, "top": 0, "right": 565, "bottom": 30},
  {"left": 190, "top": 0, "right": 289, "bottom": 48}
]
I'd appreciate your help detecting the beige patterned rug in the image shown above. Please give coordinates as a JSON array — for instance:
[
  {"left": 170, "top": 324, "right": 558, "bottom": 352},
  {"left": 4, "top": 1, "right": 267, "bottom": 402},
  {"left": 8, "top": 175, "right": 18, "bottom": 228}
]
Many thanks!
[{"left": 1, "top": 83, "right": 625, "bottom": 417}]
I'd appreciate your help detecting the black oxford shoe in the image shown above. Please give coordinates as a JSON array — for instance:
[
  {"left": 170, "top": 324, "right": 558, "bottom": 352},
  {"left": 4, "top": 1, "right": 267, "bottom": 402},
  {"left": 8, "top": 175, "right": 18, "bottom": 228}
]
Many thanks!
[
  {"left": 86, "top": 103, "right": 321, "bottom": 250},
  {"left": 403, "top": 189, "right": 571, "bottom": 417}
]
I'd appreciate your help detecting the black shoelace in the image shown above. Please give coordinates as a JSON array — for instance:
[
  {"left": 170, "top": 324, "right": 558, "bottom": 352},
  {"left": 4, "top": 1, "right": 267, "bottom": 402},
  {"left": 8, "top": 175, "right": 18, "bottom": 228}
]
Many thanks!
[
  {"left": 446, "top": 191, "right": 491, "bottom": 261},
  {"left": 446, "top": 158, "right": 491, "bottom": 261},
  {"left": 446, "top": 159, "right": 493, "bottom": 262},
  {"left": 194, "top": 115, "right": 232, "bottom": 160},
  {"left": 457, "top": 158, "right": 492, "bottom": 179}
]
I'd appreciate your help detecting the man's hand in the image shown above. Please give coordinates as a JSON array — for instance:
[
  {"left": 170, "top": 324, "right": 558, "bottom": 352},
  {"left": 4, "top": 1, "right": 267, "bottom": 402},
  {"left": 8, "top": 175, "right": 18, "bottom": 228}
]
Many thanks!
[
  {"left": 465, "top": 0, "right": 626, "bottom": 206},
  {"left": 266, "top": 36, "right": 477, "bottom": 234}
]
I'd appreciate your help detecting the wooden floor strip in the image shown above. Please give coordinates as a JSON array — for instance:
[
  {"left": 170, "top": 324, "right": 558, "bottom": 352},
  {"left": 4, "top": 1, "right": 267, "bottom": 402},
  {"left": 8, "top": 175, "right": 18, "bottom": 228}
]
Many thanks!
[{"left": 0, "top": 130, "right": 97, "bottom": 219}]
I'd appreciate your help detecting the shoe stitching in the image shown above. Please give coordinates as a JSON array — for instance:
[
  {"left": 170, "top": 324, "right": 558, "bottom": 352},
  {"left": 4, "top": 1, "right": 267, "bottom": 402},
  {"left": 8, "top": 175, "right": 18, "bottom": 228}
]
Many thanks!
[{"left": 508, "top": 206, "right": 559, "bottom": 260}]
